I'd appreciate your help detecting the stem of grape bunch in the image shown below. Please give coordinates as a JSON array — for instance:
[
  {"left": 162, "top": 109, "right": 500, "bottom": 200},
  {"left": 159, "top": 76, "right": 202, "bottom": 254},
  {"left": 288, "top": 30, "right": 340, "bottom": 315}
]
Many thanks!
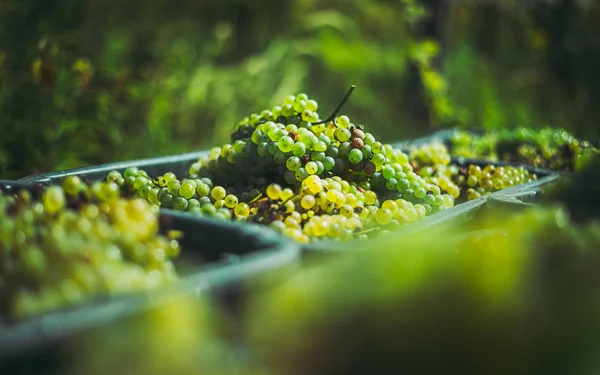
[{"left": 313, "top": 85, "right": 356, "bottom": 127}]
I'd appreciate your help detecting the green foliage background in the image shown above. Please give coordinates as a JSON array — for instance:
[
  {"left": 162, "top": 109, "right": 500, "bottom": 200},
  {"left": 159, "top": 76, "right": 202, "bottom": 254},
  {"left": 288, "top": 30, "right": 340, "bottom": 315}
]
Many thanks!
[{"left": 0, "top": 0, "right": 598, "bottom": 179}]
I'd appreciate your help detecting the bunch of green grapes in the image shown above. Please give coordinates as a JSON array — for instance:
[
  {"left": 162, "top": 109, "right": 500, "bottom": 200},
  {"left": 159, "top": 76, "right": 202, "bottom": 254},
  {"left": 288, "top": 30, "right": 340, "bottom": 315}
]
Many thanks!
[
  {"left": 455, "top": 164, "right": 536, "bottom": 201},
  {"left": 0, "top": 181, "right": 180, "bottom": 320},
  {"left": 409, "top": 142, "right": 537, "bottom": 203},
  {"left": 118, "top": 91, "right": 455, "bottom": 243},
  {"left": 450, "top": 128, "right": 598, "bottom": 172}
]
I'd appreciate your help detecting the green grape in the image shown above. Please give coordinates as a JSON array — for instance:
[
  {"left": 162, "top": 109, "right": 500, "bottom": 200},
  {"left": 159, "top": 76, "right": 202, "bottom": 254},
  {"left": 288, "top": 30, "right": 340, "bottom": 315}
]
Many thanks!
[
  {"left": 414, "top": 187, "right": 427, "bottom": 199},
  {"left": 167, "top": 180, "right": 181, "bottom": 196},
  {"left": 323, "top": 156, "right": 336, "bottom": 171},
  {"left": 336, "top": 115, "right": 350, "bottom": 128},
  {"left": 234, "top": 203, "right": 250, "bottom": 218},
  {"left": 211, "top": 186, "right": 227, "bottom": 201},
  {"left": 326, "top": 146, "right": 339, "bottom": 157},
  {"left": 200, "top": 177, "right": 213, "bottom": 189},
  {"left": 293, "top": 100, "right": 306, "bottom": 113},
  {"left": 43, "top": 186, "right": 66, "bottom": 215},
  {"left": 335, "top": 128, "right": 351, "bottom": 142},
  {"left": 159, "top": 192, "right": 174, "bottom": 207},
  {"left": 286, "top": 156, "right": 302, "bottom": 171},
  {"left": 361, "top": 145, "right": 372, "bottom": 159},
  {"left": 257, "top": 142, "right": 271, "bottom": 157},
  {"left": 306, "top": 162, "right": 319, "bottom": 175},
  {"left": 201, "top": 203, "right": 217, "bottom": 215},
  {"left": 295, "top": 168, "right": 309, "bottom": 182},
  {"left": 396, "top": 179, "right": 410, "bottom": 192},
  {"left": 178, "top": 181, "right": 196, "bottom": 199},
  {"left": 278, "top": 136, "right": 295, "bottom": 152},
  {"left": 311, "top": 151, "right": 326, "bottom": 162},
  {"left": 63, "top": 176, "right": 82, "bottom": 195},
  {"left": 305, "top": 99, "right": 318, "bottom": 111},
  {"left": 348, "top": 149, "right": 363, "bottom": 164},
  {"left": 382, "top": 166, "right": 395, "bottom": 179},
  {"left": 196, "top": 183, "right": 210, "bottom": 197},
  {"left": 266, "top": 184, "right": 282, "bottom": 200},
  {"left": 292, "top": 142, "right": 307, "bottom": 157},
  {"left": 123, "top": 167, "right": 139, "bottom": 178},
  {"left": 172, "top": 196, "right": 188, "bottom": 211},
  {"left": 224, "top": 194, "right": 239, "bottom": 209}
]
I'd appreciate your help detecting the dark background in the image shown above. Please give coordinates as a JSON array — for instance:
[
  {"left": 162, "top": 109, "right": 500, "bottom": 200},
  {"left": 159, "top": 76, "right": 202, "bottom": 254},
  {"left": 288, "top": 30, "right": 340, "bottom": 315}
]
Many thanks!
[{"left": 1, "top": 0, "right": 598, "bottom": 179}]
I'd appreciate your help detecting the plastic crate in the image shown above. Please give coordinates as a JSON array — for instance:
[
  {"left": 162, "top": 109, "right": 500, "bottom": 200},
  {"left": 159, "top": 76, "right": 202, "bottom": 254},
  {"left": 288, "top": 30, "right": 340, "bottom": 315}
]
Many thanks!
[{"left": 18, "top": 151, "right": 209, "bottom": 185}]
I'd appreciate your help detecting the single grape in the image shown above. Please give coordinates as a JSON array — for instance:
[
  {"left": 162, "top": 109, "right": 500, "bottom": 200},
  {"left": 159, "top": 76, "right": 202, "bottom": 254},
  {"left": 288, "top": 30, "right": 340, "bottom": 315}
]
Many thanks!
[
  {"left": 63, "top": 176, "right": 82, "bottom": 195},
  {"left": 306, "top": 162, "right": 319, "bottom": 175},
  {"left": 286, "top": 156, "right": 302, "bottom": 171},
  {"left": 278, "top": 136, "right": 295, "bottom": 153},
  {"left": 179, "top": 181, "right": 196, "bottom": 200},
  {"left": 172, "top": 197, "right": 188, "bottom": 211},
  {"left": 292, "top": 142, "right": 307, "bottom": 157},
  {"left": 348, "top": 149, "right": 363, "bottom": 164},
  {"left": 211, "top": 186, "right": 227, "bottom": 201},
  {"left": 224, "top": 194, "right": 239, "bottom": 209}
]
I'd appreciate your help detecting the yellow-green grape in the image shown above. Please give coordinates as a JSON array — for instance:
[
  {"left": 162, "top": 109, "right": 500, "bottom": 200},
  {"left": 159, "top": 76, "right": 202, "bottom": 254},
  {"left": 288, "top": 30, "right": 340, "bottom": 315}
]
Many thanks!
[
  {"left": 211, "top": 186, "right": 226, "bottom": 201},
  {"left": 284, "top": 217, "right": 300, "bottom": 229},
  {"left": 43, "top": 186, "right": 66, "bottom": 215},
  {"left": 280, "top": 188, "right": 294, "bottom": 202},
  {"left": 284, "top": 200, "right": 295, "bottom": 213},
  {"left": 270, "top": 220, "right": 286, "bottom": 232},
  {"left": 375, "top": 208, "right": 393, "bottom": 225},
  {"left": 196, "top": 183, "right": 210, "bottom": 198},
  {"left": 326, "top": 189, "right": 339, "bottom": 203},
  {"left": 301, "top": 195, "right": 316, "bottom": 210},
  {"left": 63, "top": 176, "right": 82, "bottom": 195},
  {"left": 266, "top": 184, "right": 282, "bottom": 200},
  {"left": 466, "top": 175, "right": 478, "bottom": 187},
  {"left": 224, "top": 194, "right": 239, "bottom": 209},
  {"left": 304, "top": 175, "right": 323, "bottom": 195},
  {"left": 99, "top": 182, "right": 120, "bottom": 201},
  {"left": 381, "top": 200, "right": 398, "bottom": 213},
  {"left": 234, "top": 203, "right": 250, "bottom": 218},
  {"left": 179, "top": 180, "right": 196, "bottom": 200},
  {"left": 364, "top": 191, "right": 377, "bottom": 205},
  {"left": 311, "top": 218, "right": 329, "bottom": 237}
]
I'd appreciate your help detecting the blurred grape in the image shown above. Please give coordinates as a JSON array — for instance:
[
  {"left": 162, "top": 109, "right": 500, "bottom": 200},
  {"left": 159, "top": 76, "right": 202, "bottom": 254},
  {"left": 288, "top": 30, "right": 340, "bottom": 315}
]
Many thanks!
[{"left": 246, "top": 204, "right": 600, "bottom": 375}]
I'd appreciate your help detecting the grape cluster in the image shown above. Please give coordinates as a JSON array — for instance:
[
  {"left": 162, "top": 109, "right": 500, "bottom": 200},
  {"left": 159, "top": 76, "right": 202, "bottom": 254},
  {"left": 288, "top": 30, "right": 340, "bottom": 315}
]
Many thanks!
[
  {"left": 0, "top": 181, "right": 179, "bottom": 319},
  {"left": 408, "top": 142, "right": 537, "bottom": 203},
  {"left": 120, "top": 91, "right": 455, "bottom": 243},
  {"left": 450, "top": 128, "right": 598, "bottom": 172},
  {"left": 455, "top": 164, "right": 536, "bottom": 201}
]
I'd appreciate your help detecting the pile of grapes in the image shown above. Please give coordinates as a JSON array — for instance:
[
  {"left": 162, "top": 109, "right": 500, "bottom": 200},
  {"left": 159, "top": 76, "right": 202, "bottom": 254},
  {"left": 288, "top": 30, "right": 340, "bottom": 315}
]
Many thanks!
[
  {"left": 0, "top": 179, "right": 180, "bottom": 319},
  {"left": 90, "top": 89, "right": 569, "bottom": 242},
  {"left": 112, "top": 90, "right": 462, "bottom": 243},
  {"left": 449, "top": 128, "right": 598, "bottom": 171}
]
